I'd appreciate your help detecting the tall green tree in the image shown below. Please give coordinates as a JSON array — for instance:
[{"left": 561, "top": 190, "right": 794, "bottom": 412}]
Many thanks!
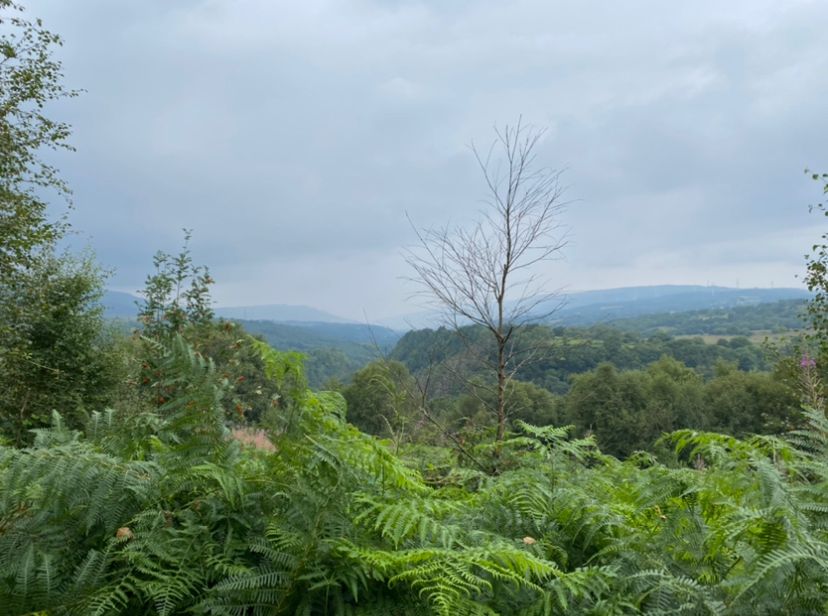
[
  {"left": 134, "top": 236, "right": 300, "bottom": 427},
  {"left": 0, "top": 0, "right": 77, "bottom": 278},
  {"left": 0, "top": 2, "right": 119, "bottom": 445},
  {"left": 564, "top": 363, "right": 650, "bottom": 457},
  {"left": 563, "top": 358, "right": 707, "bottom": 457}
]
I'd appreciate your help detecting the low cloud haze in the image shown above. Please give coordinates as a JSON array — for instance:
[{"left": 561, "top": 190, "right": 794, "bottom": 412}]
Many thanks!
[{"left": 29, "top": 0, "right": 828, "bottom": 320}]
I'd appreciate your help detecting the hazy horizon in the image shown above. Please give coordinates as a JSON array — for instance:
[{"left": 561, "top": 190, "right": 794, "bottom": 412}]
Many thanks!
[{"left": 106, "top": 283, "right": 810, "bottom": 327}]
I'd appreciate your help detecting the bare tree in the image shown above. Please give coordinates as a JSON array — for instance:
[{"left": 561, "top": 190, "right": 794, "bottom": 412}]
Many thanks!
[{"left": 406, "top": 119, "right": 567, "bottom": 442}]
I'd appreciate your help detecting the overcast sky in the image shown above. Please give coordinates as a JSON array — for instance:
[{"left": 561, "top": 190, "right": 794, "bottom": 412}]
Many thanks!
[{"left": 25, "top": 0, "right": 828, "bottom": 321}]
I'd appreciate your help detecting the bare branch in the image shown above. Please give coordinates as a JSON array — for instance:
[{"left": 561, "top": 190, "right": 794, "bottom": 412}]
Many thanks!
[{"left": 405, "top": 120, "right": 569, "bottom": 443}]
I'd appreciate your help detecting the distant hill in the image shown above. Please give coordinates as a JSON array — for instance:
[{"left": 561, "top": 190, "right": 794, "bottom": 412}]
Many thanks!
[
  {"left": 236, "top": 320, "right": 401, "bottom": 352},
  {"left": 101, "top": 290, "right": 141, "bottom": 319},
  {"left": 543, "top": 285, "right": 811, "bottom": 326},
  {"left": 379, "top": 285, "right": 811, "bottom": 330},
  {"left": 101, "top": 292, "right": 357, "bottom": 326},
  {"left": 215, "top": 304, "right": 352, "bottom": 323},
  {"left": 102, "top": 285, "right": 810, "bottom": 386},
  {"left": 606, "top": 298, "right": 809, "bottom": 336},
  {"left": 389, "top": 320, "right": 776, "bottom": 396},
  {"left": 236, "top": 320, "right": 402, "bottom": 388}
]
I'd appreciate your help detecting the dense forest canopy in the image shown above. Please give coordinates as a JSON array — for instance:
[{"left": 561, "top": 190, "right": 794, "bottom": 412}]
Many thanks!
[{"left": 4, "top": 2, "right": 828, "bottom": 614}]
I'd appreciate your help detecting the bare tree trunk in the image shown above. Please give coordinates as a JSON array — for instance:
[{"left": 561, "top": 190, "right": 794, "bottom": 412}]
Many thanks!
[{"left": 496, "top": 340, "right": 507, "bottom": 442}]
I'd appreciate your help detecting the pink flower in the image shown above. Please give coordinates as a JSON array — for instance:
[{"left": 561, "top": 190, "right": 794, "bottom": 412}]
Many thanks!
[{"left": 801, "top": 353, "right": 816, "bottom": 368}]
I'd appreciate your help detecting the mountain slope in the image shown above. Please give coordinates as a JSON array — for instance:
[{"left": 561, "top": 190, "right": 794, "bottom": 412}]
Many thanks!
[
  {"left": 605, "top": 298, "right": 808, "bottom": 336},
  {"left": 379, "top": 285, "right": 810, "bottom": 330},
  {"left": 215, "top": 304, "right": 353, "bottom": 323},
  {"left": 541, "top": 285, "right": 810, "bottom": 326},
  {"left": 235, "top": 320, "right": 401, "bottom": 352},
  {"left": 101, "top": 290, "right": 140, "bottom": 319}
]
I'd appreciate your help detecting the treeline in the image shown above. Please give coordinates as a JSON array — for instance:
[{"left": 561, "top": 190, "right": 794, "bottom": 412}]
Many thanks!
[
  {"left": 344, "top": 355, "right": 801, "bottom": 459},
  {"left": 391, "top": 323, "right": 779, "bottom": 394},
  {"left": 337, "top": 317, "right": 806, "bottom": 458},
  {"left": 222, "top": 299, "right": 806, "bottom": 389},
  {"left": 116, "top": 298, "right": 806, "bottom": 389}
]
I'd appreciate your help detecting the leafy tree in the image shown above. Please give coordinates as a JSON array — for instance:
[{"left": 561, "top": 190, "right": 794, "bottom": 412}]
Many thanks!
[
  {"left": 134, "top": 236, "right": 317, "bottom": 428},
  {"left": 563, "top": 358, "right": 708, "bottom": 457},
  {"left": 137, "top": 230, "right": 214, "bottom": 339},
  {"left": 803, "top": 169, "right": 828, "bottom": 358},
  {"left": 704, "top": 364, "right": 800, "bottom": 437},
  {"left": 564, "top": 363, "right": 650, "bottom": 457},
  {"left": 0, "top": 251, "right": 121, "bottom": 444},
  {"left": 0, "top": 3, "right": 125, "bottom": 446},
  {"left": 185, "top": 321, "right": 283, "bottom": 424},
  {"left": 0, "top": 0, "right": 77, "bottom": 279},
  {"left": 135, "top": 231, "right": 219, "bottom": 420},
  {"left": 343, "top": 359, "right": 419, "bottom": 440}
]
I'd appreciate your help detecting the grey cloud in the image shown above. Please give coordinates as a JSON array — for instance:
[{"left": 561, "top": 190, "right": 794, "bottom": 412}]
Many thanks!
[{"left": 26, "top": 0, "right": 828, "bottom": 319}]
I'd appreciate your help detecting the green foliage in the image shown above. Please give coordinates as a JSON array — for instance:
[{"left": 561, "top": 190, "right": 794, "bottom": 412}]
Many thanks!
[
  {"left": 134, "top": 236, "right": 307, "bottom": 427},
  {"left": 0, "top": 0, "right": 78, "bottom": 279},
  {"left": 703, "top": 365, "right": 801, "bottom": 436},
  {"left": 3, "top": 326, "right": 828, "bottom": 613},
  {"left": 343, "top": 359, "right": 419, "bottom": 439},
  {"left": 186, "top": 321, "right": 283, "bottom": 424},
  {"left": 461, "top": 379, "right": 560, "bottom": 429},
  {"left": 562, "top": 358, "right": 799, "bottom": 457},
  {"left": 2, "top": 8, "right": 826, "bottom": 610},
  {"left": 0, "top": 2, "right": 123, "bottom": 447},
  {"left": 390, "top": 324, "right": 797, "bottom": 457},
  {"left": 137, "top": 230, "right": 214, "bottom": 339},
  {"left": 392, "top": 323, "right": 770, "bottom": 397},
  {"left": 608, "top": 299, "right": 808, "bottom": 337},
  {"left": 804, "top": 170, "right": 828, "bottom": 359},
  {"left": 0, "top": 334, "right": 247, "bottom": 615},
  {"left": 0, "top": 251, "right": 122, "bottom": 445}
]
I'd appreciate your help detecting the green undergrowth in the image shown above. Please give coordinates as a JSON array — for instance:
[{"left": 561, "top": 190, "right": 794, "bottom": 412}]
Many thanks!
[{"left": 2, "top": 335, "right": 828, "bottom": 615}]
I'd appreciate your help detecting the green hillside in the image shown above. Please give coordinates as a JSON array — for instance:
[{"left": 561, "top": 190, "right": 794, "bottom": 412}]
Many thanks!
[
  {"left": 607, "top": 298, "right": 809, "bottom": 336},
  {"left": 236, "top": 319, "right": 401, "bottom": 387}
]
